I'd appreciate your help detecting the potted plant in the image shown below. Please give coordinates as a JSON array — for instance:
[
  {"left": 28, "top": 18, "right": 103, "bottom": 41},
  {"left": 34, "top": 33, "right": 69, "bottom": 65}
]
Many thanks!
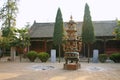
[
  {"left": 38, "top": 52, "right": 49, "bottom": 62},
  {"left": 99, "top": 54, "right": 107, "bottom": 63},
  {"left": 26, "top": 51, "right": 37, "bottom": 62}
]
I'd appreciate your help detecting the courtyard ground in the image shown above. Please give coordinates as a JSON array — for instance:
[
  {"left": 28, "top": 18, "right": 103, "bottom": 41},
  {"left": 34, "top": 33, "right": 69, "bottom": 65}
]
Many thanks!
[{"left": 0, "top": 57, "right": 120, "bottom": 80}]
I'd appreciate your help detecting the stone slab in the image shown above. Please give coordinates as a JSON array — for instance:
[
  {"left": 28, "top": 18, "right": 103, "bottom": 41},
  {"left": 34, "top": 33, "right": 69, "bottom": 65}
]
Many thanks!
[
  {"left": 93, "top": 49, "right": 99, "bottom": 63},
  {"left": 51, "top": 49, "right": 56, "bottom": 63}
]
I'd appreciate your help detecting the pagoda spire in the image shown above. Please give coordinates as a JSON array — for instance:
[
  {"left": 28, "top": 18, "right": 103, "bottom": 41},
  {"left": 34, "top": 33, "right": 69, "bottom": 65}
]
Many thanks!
[{"left": 70, "top": 15, "right": 73, "bottom": 20}]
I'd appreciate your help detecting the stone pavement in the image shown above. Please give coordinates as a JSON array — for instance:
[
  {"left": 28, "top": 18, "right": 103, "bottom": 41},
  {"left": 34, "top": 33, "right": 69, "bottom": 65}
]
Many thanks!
[{"left": 0, "top": 58, "right": 120, "bottom": 80}]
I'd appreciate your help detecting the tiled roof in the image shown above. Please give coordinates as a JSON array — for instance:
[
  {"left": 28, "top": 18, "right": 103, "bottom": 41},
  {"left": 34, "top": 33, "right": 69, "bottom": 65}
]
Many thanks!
[{"left": 29, "top": 20, "right": 117, "bottom": 38}]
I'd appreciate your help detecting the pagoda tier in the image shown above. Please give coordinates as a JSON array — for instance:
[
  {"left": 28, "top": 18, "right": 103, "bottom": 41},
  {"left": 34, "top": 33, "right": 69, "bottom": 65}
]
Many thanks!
[{"left": 63, "top": 16, "right": 82, "bottom": 52}]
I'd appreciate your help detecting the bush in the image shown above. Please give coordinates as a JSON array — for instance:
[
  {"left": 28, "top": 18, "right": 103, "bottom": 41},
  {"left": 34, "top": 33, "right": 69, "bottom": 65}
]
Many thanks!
[
  {"left": 99, "top": 54, "right": 107, "bottom": 63},
  {"left": 110, "top": 52, "right": 120, "bottom": 63},
  {"left": 38, "top": 52, "right": 49, "bottom": 62},
  {"left": 26, "top": 51, "right": 38, "bottom": 62}
]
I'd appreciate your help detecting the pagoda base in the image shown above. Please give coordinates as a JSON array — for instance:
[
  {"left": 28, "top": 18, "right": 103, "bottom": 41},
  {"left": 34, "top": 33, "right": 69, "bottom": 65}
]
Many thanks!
[{"left": 64, "top": 63, "right": 80, "bottom": 70}]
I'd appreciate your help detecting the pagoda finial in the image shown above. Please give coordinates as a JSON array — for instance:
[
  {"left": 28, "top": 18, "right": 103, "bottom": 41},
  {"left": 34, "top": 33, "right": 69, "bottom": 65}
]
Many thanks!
[{"left": 70, "top": 15, "right": 73, "bottom": 20}]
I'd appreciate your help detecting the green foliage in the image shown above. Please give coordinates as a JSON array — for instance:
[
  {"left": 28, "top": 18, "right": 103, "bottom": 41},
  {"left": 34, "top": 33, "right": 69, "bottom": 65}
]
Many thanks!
[
  {"left": 53, "top": 8, "right": 64, "bottom": 46},
  {"left": 0, "top": 0, "right": 19, "bottom": 46},
  {"left": 99, "top": 54, "right": 107, "bottom": 63},
  {"left": 81, "top": 3, "right": 95, "bottom": 63},
  {"left": 0, "top": 0, "right": 18, "bottom": 28},
  {"left": 38, "top": 52, "right": 49, "bottom": 62},
  {"left": 0, "top": 27, "right": 17, "bottom": 48},
  {"left": 8, "top": 27, "right": 18, "bottom": 46},
  {"left": 53, "top": 8, "right": 64, "bottom": 62},
  {"left": 2, "top": 27, "right": 11, "bottom": 37},
  {"left": 15, "top": 28, "right": 30, "bottom": 48},
  {"left": 110, "top": 52, "right": 120, "bottom": 63},
  {"left": 26, "top": 51, "right": 38, "bottom": 62},
  {"left": 0, "top": 0, "right": 19, "bottom": 51},
  {"left": 81, "top": 3, "right": 95, "bottom": 44},
  {"left": 0, "top": 27, "right": 30, "bottom": 49},
  {"left": 113, "top": 20, "right": 120, "bottom": 40},
  {"left": 0, "top": 37, "right": 11, "bottom": 48}
]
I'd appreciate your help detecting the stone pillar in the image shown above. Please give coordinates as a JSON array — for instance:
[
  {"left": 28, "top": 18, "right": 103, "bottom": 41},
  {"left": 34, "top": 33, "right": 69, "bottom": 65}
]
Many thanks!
[
  {"left": 11, "top": 47, "right": 16, "bottom": 61},
  {"left": 92, "top": 49, "right": 99, "bottom": 63},
  {"left": 51, "top": 49, "right": 56, "bottom": 63}
]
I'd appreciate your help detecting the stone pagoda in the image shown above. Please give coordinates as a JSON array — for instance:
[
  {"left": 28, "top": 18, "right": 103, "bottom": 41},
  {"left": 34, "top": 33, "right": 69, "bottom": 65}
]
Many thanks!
[{"left": 63, "top": 16, "right": 82, "bottom": 70}]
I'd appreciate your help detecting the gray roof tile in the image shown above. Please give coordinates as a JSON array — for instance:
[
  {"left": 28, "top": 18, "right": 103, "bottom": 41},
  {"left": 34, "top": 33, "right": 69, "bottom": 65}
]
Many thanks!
[{"left": 30, "top": 20, "right": 117, "bottom": 38}]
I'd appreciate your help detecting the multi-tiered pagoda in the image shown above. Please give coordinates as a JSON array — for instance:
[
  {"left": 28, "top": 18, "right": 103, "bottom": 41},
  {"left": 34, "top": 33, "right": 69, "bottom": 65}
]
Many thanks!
[{"left": 63, "top": 16, "right": 82, "bottom": 70}]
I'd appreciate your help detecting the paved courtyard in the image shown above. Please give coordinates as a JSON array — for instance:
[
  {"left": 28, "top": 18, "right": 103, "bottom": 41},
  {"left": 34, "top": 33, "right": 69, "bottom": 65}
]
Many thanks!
[{"left": 0, "top": 58, "right": 120, "bottom": 80}]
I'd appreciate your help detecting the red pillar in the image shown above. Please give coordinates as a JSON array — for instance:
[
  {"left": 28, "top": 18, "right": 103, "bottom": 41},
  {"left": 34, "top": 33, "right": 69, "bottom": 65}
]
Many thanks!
[{"left": 44, "top": 39, "right": 47, "bottom": 52}]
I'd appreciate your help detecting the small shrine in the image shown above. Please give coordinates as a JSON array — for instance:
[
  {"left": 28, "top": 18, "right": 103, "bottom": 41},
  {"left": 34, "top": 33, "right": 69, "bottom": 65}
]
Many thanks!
[{"left": 63, "top": 16, "right": 82, "bottom": 70}]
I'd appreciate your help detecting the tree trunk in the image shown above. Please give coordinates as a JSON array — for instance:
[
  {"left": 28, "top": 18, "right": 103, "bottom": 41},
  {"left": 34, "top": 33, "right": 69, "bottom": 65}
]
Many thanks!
[
  {"left": 19, "top": 48, "right": 23, "bottom": 62},
  {"left": 58, "top": 45, "right": 61, "bottom": 63},
  {"left": 83, "top": 43, "right": 86, "bottom": 57},
  {"left": 88, "top": 44, "right": 90, "bottom": 63},
  {"left": 2, "top": 48, "right": 6, "bottom": 57}
]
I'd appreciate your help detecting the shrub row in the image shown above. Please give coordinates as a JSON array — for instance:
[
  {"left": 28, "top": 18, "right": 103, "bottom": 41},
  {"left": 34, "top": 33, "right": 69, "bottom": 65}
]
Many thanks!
[
  {"left": 26, "top": 51, "right": 50, "bottom": 62},
  {"left": 99, "top": 54, "right": 107, "bottom": 63},
  {"left": 99, "top": 52, "right": 120, "bottom": 63},
  {"left": 109, "top": 52, "right": 120, "bottom": 63}
]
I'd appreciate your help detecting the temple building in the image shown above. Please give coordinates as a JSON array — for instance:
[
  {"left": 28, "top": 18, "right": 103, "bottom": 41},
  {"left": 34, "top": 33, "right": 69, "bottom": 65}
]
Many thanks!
[{"left": 29, "top": 20, "right": 120, "bottom": 57}]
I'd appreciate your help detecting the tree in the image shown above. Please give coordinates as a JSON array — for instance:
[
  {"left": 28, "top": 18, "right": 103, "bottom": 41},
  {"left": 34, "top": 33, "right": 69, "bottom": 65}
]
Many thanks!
[
  {"left": 0, "top": 26, "right": 17, "bottom": 60},
  {"left": 16, "top": 28, "right": 30, "bottom": 48},
  {"left": 16, "top": 27, "right": 30, "bottom": 62},
  {"left": 0, "top": 0, "right": 19, "bottom": 61},
  {"left": 53, "top": 8, "right": 64, "bottom": 63},
  {"left": 0, "top": 0, "right": 19, "bottom": 36},
  {"left": 113, "top": 20, "right": 120, "bottom": 40},
  {"left": 0, "top": 36, "right": 10, "bottom": 57},
  {"left": 81, "top": 3, "right": 95, "bottom": 63}
]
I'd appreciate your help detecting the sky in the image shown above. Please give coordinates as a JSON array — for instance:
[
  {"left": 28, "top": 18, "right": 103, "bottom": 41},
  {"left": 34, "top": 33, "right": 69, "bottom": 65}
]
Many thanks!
[{"left": 0, "top": 0, "right": 120, "bottom": 28}]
